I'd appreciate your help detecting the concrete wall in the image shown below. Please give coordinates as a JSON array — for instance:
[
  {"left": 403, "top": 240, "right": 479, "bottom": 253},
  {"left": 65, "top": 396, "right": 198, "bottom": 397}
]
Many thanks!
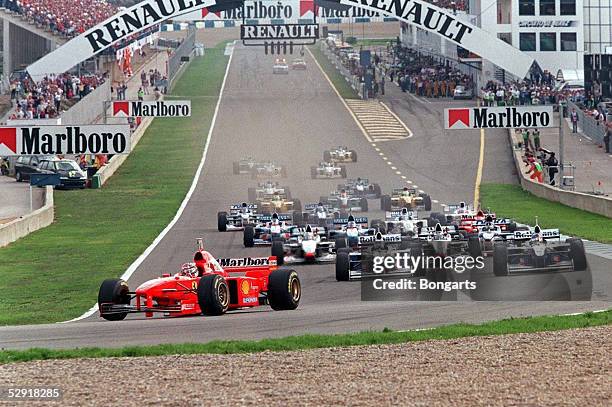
[
  {"left": 509, "top": 130, "right": 612, "bottom": 218},
  {"left": 0, "top": 186, "right": 54, "bottom": 248}
]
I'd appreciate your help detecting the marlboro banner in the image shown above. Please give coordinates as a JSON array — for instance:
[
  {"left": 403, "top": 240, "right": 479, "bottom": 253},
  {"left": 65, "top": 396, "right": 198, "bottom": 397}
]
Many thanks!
[
  {"left": 0, "top": 125, "right": 131, "bottom": 156},
  {"left": 112, "top": 100, "right": 192, "bottom": 117},
  {"left": 444, "top": 106, "right": 554, "bottom": 130}
]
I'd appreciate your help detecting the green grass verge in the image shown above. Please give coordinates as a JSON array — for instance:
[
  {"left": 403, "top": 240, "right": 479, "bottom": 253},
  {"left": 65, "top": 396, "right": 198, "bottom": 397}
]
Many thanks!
[
  {"left": 0, "top": 310, "right": 609, "bottom": 364},
  {"left": 0, "top": 43, "right": 230, "bottom": 326},
  {"left": 480, "top": 184, "right": 612, "bottom": 243},
  {"left": 308, "top": 45, "right": 359, "bottom": 99}
]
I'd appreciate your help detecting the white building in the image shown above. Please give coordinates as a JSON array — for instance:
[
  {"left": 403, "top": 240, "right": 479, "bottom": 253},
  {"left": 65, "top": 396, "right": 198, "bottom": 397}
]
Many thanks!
[
  {"left": 583, "top": 0, "right": 612, "bottom": 54},
  {"left": 400, "top": 0, "right": 586, "bottom": 83}
]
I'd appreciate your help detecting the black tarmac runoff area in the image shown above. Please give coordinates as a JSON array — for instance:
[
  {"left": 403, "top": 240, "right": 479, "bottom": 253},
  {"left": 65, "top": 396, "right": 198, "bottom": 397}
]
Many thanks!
[{"left": 1, "top": 45, "right": 610, "bottom": 350}]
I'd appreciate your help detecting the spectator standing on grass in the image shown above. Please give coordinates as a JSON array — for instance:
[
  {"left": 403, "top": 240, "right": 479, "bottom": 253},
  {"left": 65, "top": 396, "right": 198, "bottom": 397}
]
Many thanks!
[{"left": 570, "top": 108, "right": 579, "bottom": 133}]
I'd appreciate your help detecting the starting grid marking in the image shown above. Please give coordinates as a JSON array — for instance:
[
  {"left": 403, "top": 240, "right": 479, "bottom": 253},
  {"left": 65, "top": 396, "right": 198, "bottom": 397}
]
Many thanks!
[{"left": 345, "top": 99, "right": 412, "bottom": 142}]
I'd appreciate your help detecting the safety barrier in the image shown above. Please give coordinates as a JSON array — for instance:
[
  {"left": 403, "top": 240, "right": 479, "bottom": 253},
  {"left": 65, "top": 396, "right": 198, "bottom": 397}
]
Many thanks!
[
  {"left": 567, "top": 99, "right": 607, "bottom": 145},
  {"left": 320, "top": 42, "right": 363, "bottom": 98},
  {"left": 508, "top": 130, "right": 612, "bottom": 218},
  {"left": 0, "top": 186, "right": 54, "bottom": 248},
  {"left": 167, "top": 27, "right": 196, "bottom": 84}
]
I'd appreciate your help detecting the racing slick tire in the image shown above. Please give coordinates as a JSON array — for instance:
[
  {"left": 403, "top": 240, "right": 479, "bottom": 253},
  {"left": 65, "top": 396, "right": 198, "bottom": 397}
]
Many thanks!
[
  {"left": 380, "top": 195, "right": 392, "bottom": 211},
  {"left": 350, "top": 150, "right": 358, "bottom": 162},
  {"left": 468, "top": 236, "right": 483, "bottom": 258},
  {"left": 292, "top": 211, "right": 303, "bottom": 225},
  {"left": 421, "top": 194, "right": 432, "bottom": 211},
  {"left": 293, "top": 198, "right": 302, "bottom": 212},
  {"left": 360, "top": 197, "right": 368, "bottom": 212},
  {"left": 335, "top": 237, "right": 348, "bottom": 250},
  {"left": 98, "top": 279, "right": 131, "bottom": 321},
  {"left": 197, "top": 274, "right": 230, "bottom": 316},
  {"left": 268, "top": 269, "right": 301, "bottom": 310},
  {"left": 493, "top": 243, "right": 509, "bottom": 277},
  {"left": 243, "top": 226, "right": 255, "bottom": 247},
  {"left": 272, "top": 240, "right": 285, "bottom": 266},
  {"left": 323, "top": 150, "right": 332, "bottom": 162},
  {"left": 370, "top": 219, "right": 386, "bottom": 234},
  {"left": 311, "top": 167, "right": 317, "bottom": 179},
  {"left": 340, "top": 166, "right": 347, "bottom": 178},
  {"left": 233, "top": 162, "right": 240, "bottom": 175},
  {"left": 248, "top": 188, "right": 256, "bottom": 202},
  {"left": 217, "top": 211, "right": 228, "bottom": 232},
  {"left": 335, "top": 249, "right": 350, "bottom": 281},
  {"left": 567, "top": 238, "right": 588, "bottom": 271}
]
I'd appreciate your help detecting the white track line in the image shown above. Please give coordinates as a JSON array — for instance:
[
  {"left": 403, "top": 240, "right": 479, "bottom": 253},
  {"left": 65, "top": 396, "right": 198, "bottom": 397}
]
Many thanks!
[{"left": 61, "top": 45, "right": 236, "bottom": 324}]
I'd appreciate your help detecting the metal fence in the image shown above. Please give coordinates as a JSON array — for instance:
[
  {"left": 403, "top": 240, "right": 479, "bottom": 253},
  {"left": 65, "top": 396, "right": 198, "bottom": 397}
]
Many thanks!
[
  {"left": 567, "top": 99, "right": 608, "bottom": 145},
  {"left": 167, "top": 27, "right": 196, "bottom": 83}
]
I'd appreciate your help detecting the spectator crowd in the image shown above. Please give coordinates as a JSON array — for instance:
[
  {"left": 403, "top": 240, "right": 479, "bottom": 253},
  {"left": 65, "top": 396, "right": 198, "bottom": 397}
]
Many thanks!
[
  {"left": 3, "top": 0, "right": 117, "bottom": 37},
  {"left": 8, "top": 72, "right": 107, "bottom": 120}
]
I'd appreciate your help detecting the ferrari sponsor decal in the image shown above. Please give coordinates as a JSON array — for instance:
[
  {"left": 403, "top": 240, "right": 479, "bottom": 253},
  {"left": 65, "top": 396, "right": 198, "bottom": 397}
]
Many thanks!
[
  {"left": 240, "top": 280, "right": 251, "bottom": 295},
  {"left": 217, "top": 257, "right": 273, "bottom": 268},
  {"left": 444, "top": 106, "right": 554, "bottom": 130},
  {"left": 112, "top": 100, "right": 191, "bottom": 117},
  {"left": 0, "top": 125, "right": 131, "bottom": 156},
  {"left": 243, "top": 297, "right": 258, "bottom": 303}
]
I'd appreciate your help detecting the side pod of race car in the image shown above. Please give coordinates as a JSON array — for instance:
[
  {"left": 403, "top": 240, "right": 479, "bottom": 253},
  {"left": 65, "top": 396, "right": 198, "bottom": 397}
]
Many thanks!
[{"left": 98, "top": 239, "right": 301, "bottom": 320}]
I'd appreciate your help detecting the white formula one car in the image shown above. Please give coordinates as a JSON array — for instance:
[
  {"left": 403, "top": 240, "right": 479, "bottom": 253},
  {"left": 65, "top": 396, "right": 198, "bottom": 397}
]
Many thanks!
[
  {"left": 311, "top": 161, "right": 347, "bottom": 179},
  {"left": 339, "top": 178, "right": 382, "bottom": 198},
  {"left": 324, "top": 146, "right": 357, "bottom": 163},
  {"left": 271, "top": 225, "right": 336, "bottom": 265},
  {"left": 243, "top": 212, "right": 297, "bottom": 247},
  {"left": 321, "top": 189, "right": 368, "bottom": 212},
  {"left": 377, "top": 208, "right": 428, "bottom": 236},
  {"left": 248, "top": 181, "right": 291, "bottom": 201},
  {"left": 273, "top": 58, "right": 289, "bottom": 74},
  {"left": 217, "top": 203, "right": 259, "bottom": 232},
  {"left": 492, "top": 225, "right": 587, "bottom": 276}
]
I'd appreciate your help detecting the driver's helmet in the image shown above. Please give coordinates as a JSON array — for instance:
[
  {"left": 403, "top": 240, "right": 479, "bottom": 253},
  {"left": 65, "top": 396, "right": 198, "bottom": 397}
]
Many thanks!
[
  {"left": 181, "top": 262, "right": 198, "bottom": 278},
  {"left": 240, "top": 202, "right": 249, "bottom": 213},
  {"left": 347, "top": 220, "right": 356, "bottom": 228},
  {"left": 272, "top": 194, "right": 281, "bottom": 201},
  {"left": 340, "top": 189, "right": 347, "bottom": 197}
]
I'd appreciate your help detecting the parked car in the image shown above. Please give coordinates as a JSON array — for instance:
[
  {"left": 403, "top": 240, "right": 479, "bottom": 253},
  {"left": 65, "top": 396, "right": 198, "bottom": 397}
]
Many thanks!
[
  {"left": 36, "top": 158, "right": 87, "bottom": 189},
  {"left": 14, "top": 155, "right": 55, "bottom": 182},
  {"left": 453, "top": 85, "right": 473, "bottom": 100}
]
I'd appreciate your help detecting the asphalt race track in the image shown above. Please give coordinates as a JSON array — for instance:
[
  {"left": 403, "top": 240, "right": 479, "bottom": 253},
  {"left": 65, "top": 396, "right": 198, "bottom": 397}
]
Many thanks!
[{"left": 1, "top": 44, "right": 610, "bottom": 350}]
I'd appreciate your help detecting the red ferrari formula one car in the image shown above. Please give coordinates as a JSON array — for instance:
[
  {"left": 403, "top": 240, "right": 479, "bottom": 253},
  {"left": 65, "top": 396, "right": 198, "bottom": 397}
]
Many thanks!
[{"left": 98, "top": 239, "right": 301, "bottom": 320}]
